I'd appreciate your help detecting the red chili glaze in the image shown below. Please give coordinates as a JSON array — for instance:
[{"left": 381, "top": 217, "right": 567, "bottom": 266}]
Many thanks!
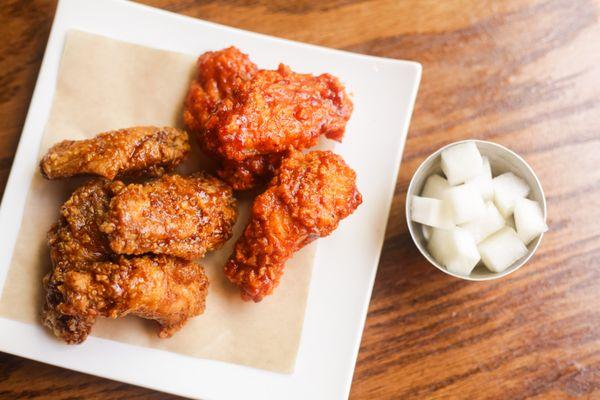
[
  {"left": 224, "top": 150, "right": 362, "bottom": 302},
  {"left": 184, "top": 47, "right": 353, "bottom": 190}
]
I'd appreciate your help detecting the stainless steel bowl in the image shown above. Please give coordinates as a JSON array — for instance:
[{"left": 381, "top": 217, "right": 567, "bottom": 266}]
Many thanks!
[{"left": 406, "top": 140, "right": 547, "bottom": 280}]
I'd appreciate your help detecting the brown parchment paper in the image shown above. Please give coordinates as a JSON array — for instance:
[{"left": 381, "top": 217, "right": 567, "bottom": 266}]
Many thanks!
[{"left": 0, "top": 30, "right": 317, "bottom": 374}]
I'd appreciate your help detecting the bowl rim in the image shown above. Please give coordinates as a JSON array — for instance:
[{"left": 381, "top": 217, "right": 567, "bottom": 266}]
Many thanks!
[{"left": 405, "top": 139, "right": 547, "bottom": 281}]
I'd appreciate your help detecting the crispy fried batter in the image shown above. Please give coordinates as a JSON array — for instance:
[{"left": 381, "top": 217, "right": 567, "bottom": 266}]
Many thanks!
[
  {"left": 48, "top": 179, "right": 125, "bottom": 264},
  {"left": 183, "top": 47, "right": 258, "bottom": 134},
  {"left": 203, "top": 65, "right": 353, "bottom": 160},
  {"left": 42, "top": 179, "right": 209, "bottom": 344},
  {"left": 224, "top": 150, "right": 362, "bottom": 302},
  {"left": 40, "top": 126, "right": 190, "bottom": 180},
  {"left": 183, "top": 47, "right": 353, "bottom": 190},
  {"left": 42, "top": 179, "right": 123, "bottom": 343},
  {"left": 101, "top": 173, "right": 237, "bottom": 260},
  {"left": 216, "top": 153, "right": 283, "bottom": 192},
  {"left": 43, "top": 254, "right": 209, "bottom": 343}
]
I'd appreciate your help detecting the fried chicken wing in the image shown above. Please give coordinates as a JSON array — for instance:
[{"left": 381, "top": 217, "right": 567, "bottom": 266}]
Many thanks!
[
  {"left": 183, "top": 47, "right": 258, "bottom": 134},
  {"left": 48, "top": 179, "right": 125, "bottom": 264},
  {"left": 183, "top": 47, "right": 353, "bottom": 190},
  {"left": 203, "top": 65, "right": 352, "bottom": 161},
  {"left": 42, "top": 179, "right": 209, "bottom": 344},
  {"left": 224, "top": 150, "right": 362, "bottom": 302},
  {"left": 42, "top": 179, "right": 123, "bottom": 343},
  {"left": 43, "top": 254, "right": 209, "bottom": 343},
  {"left": 101, "top": 172, "right": 237, "bottom": 260},
  {"left": 40, "top": 126, "right": 190, "bottom": 180}
]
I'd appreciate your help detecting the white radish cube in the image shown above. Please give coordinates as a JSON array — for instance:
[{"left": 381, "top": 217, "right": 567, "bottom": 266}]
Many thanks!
[
  {"left": 444, "top": 184, "right": 486, "bottom": 224},
  {"left": 427, "top": 228, "right": 450, "bottom": 264},
  {"left": 514, "top": 198, "right": 548, "bottom": 244},
  {"left": 440, "top": 142, "right": 483, "bottom": 185},
  {"left": 466, "top": 156, "right": 493, "bottom": 200},
  {"left": 493, "top": 172, "right": 530, "bottom": 218},
  {"left": 428, "top": 228, "right": 481, "bottom": 276},
  {"left": 478, "top": 227, "right": 528, "bottom": 273},
  {"left": 411, "top": 196, "right": 454, "bottom": 229},
  {"left": 422, "top": 225, "right": 432, "bottom": 241},
  {"left": 459, "top": 202, "right": 505, "bottom": 243},
  {"left": 421, "top": 174, "right": 450, "bottom": 199}
]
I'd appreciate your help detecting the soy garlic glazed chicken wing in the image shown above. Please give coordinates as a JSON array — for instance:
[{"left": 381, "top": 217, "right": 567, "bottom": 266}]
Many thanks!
[
  {"left": 44, "top": 254, "right": 209, "bottom": 343},
  {"left": 101, "top": 172, "right": 237, "bottom": 260},
  {"left": 224, "top": 150, "right": 362, "bottom": 302},
  {"left": 42, "top": 179, "right": 209, "bottom": 344},
  {"left": 40, "top": 126, "right": 190, "bottom": 180},
  {"left": 43, "top": 180, "right": 123, "bottom": 343},
  {"left": 183, "top": 47, "right": 353, "bottom": 190}
]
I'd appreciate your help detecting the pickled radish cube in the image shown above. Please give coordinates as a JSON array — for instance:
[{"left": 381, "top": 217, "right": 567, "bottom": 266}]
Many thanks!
[
  {"left": 459, "top": 202, "right": 505, "bottom": 243},
  {"left": 411, "top": 196, "right": 453, "bottom": 229},
  {"left": 478, "top": 227, "right": 528, "bottom": 273},
  {"left": 427, "top": 228, "right": 450, "bottom": 263},
  {"left": 428, "top": 227, "right": 480, "bottom": 276},
  {"left": 444, "top": 184, "right": 486, "bottom": 224},
  {"left": 421, "top": 174, "right": 450, "bottom": 199},
  {"left": 467, "top": 156, "right": 493, "bottom": 200},
  {"left": 441, "top": 142, "right": 483, "bottom": 185},
  {"left": 514, "top": 198, "right": 548, "bottom": 244},
  {"left": 422, "top": 225, "right": 432, "bottom": 241},
  {"left": 493, "top": 172, "right": 530, "bottom": 217}
]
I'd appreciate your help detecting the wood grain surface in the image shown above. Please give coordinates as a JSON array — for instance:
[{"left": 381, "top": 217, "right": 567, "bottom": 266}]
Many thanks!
[{"left": 1, "top": 0, "right": 599, "bottom": 398}]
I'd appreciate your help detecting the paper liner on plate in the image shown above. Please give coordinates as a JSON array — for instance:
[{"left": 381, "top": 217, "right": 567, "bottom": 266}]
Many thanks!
[{"left": 0, "top": 30, "right": 317, "bottom": 374}]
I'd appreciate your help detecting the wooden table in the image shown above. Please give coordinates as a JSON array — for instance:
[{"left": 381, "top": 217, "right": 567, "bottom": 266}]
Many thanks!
[{"left": 1, "top": 0, "right": 599, "bottom": 398}]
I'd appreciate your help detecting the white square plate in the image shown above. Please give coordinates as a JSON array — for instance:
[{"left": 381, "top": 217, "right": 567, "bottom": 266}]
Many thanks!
[{"left": 0, "top": 0, "right": 421, "bottom": 398}]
